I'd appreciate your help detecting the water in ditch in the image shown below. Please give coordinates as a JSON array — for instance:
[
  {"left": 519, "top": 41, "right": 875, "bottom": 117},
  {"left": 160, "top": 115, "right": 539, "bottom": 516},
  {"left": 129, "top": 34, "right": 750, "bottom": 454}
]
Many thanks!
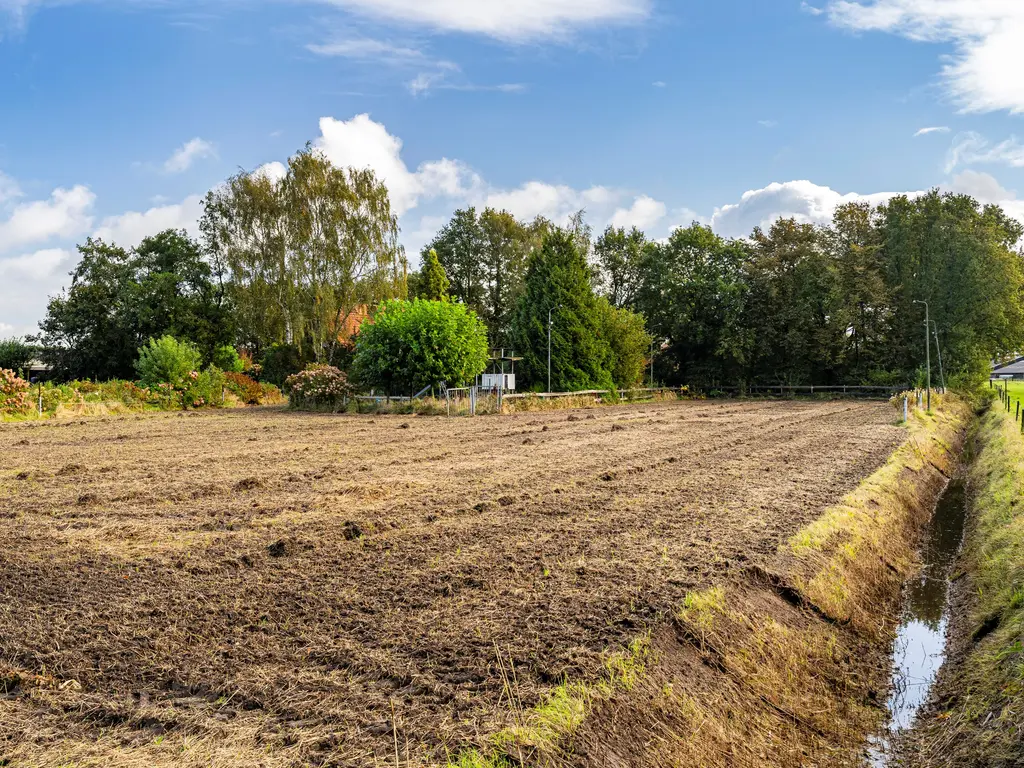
[{"left": 868, "top": 477, "right": 968, "bottom": 766}]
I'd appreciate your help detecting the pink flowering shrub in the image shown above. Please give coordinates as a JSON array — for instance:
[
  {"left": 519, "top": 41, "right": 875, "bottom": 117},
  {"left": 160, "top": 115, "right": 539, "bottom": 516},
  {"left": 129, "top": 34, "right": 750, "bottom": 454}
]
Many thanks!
[
  {"left": 285, "top": 364, "right": 353, "bottom": 411},
  {"left": 0, "top": 368, "right": 31, "bottom": 416}
]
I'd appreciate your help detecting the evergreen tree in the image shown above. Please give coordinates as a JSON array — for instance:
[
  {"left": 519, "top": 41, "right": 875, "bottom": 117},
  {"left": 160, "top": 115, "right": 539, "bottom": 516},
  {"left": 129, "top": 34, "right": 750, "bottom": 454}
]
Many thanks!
[
  {"left": 511, "top": 228, "right": 613, "bottom": 391},
  {"left": 420, "top": 248, "right": 450, "bottom": 301}
]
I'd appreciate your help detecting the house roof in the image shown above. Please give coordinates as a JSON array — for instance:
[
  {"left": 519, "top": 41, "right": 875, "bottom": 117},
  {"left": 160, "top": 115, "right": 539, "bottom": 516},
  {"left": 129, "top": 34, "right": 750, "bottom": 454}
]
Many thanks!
[{"left": 993, "top": 356, "right": 1024, "bottom": 376}]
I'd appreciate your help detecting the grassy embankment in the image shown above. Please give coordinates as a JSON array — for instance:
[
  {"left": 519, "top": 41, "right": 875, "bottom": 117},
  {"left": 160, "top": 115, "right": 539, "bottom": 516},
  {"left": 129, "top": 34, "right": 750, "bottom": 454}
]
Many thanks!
[
  {"left": 446, "top": 396, "right": 971, "bottom": 768},
  {"left": 905, "top": 399, "right": 1024, "bottom": 767}
]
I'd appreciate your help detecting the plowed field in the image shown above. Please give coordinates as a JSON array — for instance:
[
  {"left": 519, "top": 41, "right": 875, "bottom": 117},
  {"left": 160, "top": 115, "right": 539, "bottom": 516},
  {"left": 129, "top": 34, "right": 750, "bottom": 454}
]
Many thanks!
[{"left": 0, "top": 400, "right": 904, "bottom": 767}]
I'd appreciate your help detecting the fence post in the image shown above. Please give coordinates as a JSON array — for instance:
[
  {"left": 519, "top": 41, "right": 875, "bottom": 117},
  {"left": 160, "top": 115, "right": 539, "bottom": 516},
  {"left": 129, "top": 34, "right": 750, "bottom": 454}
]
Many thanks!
[
  {"left": 903, "top": 396, "right": 908, "bottom": 423},
  {"left": 470, "top": 386, "right": 477, "bottom": 417}
]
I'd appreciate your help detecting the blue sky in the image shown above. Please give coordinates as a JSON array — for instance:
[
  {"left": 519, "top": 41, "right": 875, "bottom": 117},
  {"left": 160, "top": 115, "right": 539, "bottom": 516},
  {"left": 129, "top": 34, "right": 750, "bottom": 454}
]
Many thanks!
[{"left": 3, "top": 0, "right": 1024, "bottom": 336}]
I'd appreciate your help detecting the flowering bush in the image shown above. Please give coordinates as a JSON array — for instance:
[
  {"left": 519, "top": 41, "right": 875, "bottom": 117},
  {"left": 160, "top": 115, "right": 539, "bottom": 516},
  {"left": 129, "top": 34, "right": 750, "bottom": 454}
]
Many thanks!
[
  {"left": 0, "top": 368, "right": 31, "bottom": 416},
  {"left": 180, "top": 366, "right": 227, "bottom": 410},
  {"left": 285, "top": 364, "right": 353, "bottom": 411}
]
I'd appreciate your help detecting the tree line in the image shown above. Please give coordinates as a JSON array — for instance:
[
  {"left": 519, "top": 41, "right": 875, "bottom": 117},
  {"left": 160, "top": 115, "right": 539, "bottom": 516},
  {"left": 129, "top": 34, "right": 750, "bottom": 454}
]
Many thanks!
[{"left": 17, "top": 142, "right": 1024, "bottom": 393}]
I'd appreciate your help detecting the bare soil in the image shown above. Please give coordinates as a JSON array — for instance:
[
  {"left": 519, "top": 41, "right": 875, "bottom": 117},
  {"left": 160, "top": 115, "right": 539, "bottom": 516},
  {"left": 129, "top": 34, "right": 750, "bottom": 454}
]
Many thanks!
[{"left": 0, "top": 400, "right": 904, "bottom": 767}]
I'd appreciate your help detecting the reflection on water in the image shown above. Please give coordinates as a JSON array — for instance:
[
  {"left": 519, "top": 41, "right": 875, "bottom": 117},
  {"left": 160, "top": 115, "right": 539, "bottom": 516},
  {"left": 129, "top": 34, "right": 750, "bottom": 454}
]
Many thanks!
[{"left": 869, "top": 479, "right": 968, "bottom": 766}]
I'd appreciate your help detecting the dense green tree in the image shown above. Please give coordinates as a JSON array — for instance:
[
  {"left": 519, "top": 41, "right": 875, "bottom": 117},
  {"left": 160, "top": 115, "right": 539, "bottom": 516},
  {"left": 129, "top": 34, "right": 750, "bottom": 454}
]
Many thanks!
[
  {"left": 353, "top": 299, "right": 489, "bottom": 394},
  {"left": 424, "top": 207, "right": 548, "bottom": 347},
  {"left": 635, "top": 225, "right": 751, "bottom": 388},
  {"left": 595, "top": 298, "right": 652, "bottom": 387},
  {"left": 0, "top": 338, "right": 38, "bottom": 377},
  {"left": 425, "top": 208, "right": 487, "bottom": 316},
  {"left": 420, "top": 248, "right": 450, "bottom": 301},
  {"left": 511, "top": 228, "right": 613, "bottom": 391},
  {"left": 202, "top": 146, "right": 406, "bottom": 364},
  {"left": 594, "top": 226, "right": 647, "bottom": 309},
  {"left": 37, "top": 231, "right": 232, "bottom": 381}
]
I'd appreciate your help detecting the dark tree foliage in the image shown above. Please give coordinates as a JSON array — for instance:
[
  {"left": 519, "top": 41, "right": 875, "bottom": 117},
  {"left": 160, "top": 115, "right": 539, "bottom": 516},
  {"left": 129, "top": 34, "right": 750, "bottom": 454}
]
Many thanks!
[
  {"left": 510, "top": 228, "right": 614, "bottom": 391},
  {"left": 37, "top": 230, "right": 233, "bottom": 381},
  {"left": 425, "top": 207, "right": 548, "bottom": 347},
  {"left": 0, "top": 338, "right": 38, "bottom": 376},
  {"left": 633, "top": 191, "right": 1024, "bottom": 390}
]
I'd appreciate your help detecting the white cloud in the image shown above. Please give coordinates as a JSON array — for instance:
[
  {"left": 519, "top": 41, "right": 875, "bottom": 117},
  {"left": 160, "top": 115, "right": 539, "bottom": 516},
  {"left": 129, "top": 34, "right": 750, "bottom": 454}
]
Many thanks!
[
  {"left": 914, "top": 126, "right": 950, "bottom": 137},
  {"left": 0, "top": 247, "right": 73, "bottom": 281},
  {"left": 758, "top": 119, "right": 779, "bottom": 128},
  {"left": 0, "top": 171, "right": 21, "bottom": 203},
  {"left": 315, "top": 114, "right": 481, "bottom": 214},
  {"left": 306, "top": 37, "right": 431, "bottom": 64},
  {"left": 827, "top": 0, "right": 1024, "bottom": 114},
  {"left": 163, "top": 137, "right": 216, "bottom": 174},
  {"left": 253, "top": 161, "right": 287, "bottom": 182},
  {"left": 801, "top": 2, "right": 825, "bottom": 15},
  {"left": 0, "top": 185, "right": 95, "bottom": 253},
  {"left": 93, "top": 194, "right": 204, "bottom": 246},
  {"left": 945, "top": 131, "right": 1024, "bottom": 173},
  {"left": 946, "top": 169, "right": 1015, "bottom": 203},
  {"left": 709, "top": 180, "right": 915, "bottom": 238},
  {"left": 316, "top": 0, "right": 651, "bottom": 42},
  {"left": 652, "top": 80, "right": 666, "bottom": 88},
  {"left": 609, "top": 195, "right": 667, "bottom": 229}
]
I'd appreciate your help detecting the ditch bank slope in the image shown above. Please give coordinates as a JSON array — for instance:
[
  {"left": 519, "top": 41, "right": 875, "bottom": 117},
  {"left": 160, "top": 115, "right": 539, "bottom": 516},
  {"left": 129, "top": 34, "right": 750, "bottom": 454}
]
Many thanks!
[
  {"left": 898, "top": 401, "right": 1024, "bottom": 768},
  {"left": 467, "top": 398, "right": 971, "bottom": 768}
]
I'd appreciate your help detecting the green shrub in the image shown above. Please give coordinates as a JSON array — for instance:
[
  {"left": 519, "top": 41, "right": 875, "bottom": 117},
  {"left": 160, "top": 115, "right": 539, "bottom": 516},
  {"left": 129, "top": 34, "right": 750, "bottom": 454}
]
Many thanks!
[
  {"left": 136, "top": 336, "right": 203, "bottom": 387},
  {"left": 181, "top": 366, "right": 226, "bottom": 409},
  {"left": 353, "top": 299, "right": 489, "bottom": 395},
  {"left": 285, "top": 364, "right": 353, "bottom": 411},
  {"left": 211, "top": 345, "right": 245, "bottom": 373},
  {"left": 0, "top": 368, "right": 31, "bottom": 416}
]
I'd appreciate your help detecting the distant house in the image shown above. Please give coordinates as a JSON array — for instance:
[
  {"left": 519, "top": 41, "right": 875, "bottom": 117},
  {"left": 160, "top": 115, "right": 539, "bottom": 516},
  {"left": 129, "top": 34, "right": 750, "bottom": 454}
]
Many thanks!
[
  {"left": 336, "top": 305, "right": 371, "bottom": 349},
  {"left": 992, "top": 356, "right": 1024, "bottom": 379}
]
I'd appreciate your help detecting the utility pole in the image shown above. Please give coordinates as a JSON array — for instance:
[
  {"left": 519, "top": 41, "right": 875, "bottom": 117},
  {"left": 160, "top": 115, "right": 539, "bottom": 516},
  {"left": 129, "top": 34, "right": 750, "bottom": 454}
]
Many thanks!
[
  {"left": 547, "top": 304, "right": 560, "bottom": 394},
  {"left": 931, "top": 321, "right": 946, "bottom": 392},
  {"left": 650, "top": 339, "right": 655, "bottom": 388},
  {"left": 914, "top": 300, "right": 931, "bottom": 411}
]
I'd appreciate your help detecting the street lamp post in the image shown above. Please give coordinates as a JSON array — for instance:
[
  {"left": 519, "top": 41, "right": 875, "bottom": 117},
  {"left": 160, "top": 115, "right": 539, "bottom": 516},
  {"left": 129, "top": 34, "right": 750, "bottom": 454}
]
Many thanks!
[
  {"left": 914, "top": 300, "right": 931, "bottom": 411},
  {"left": 547, "top": 305, "right": 560, "bottom": 394},
  {"left": 650, "top": 339, "right": 655, "bottom": 389},
  {"left": 931, "top": 321, "right": 946, "bottom": 392}
]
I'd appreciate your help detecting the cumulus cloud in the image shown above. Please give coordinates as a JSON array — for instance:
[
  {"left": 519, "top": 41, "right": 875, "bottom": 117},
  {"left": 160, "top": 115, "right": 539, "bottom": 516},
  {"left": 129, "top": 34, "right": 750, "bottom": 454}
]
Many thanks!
[
  {"left": 93, "top": 195, "right": 204, "bottom": 246},
  {"left": 0, "top": 171, "right": 21, "bottom": 203},
  {"left": 315, "top": 114, "right": 482, "bottom": 214},
  {"left": 163, "top": 137, "right": 216, "bottom": 174},
  {"left": 0, "top": 247, "right": 76, "bottom": 338},
  {"left": 709, "top": 180, "right": 916, "bottom": 238},
  {"left": 946, "top": 169, "right": 1016, "bottom": 204},
  {"left": 0, "top": 185, "right": 95, "bottom": 253},
  {"left": 609, "top": 195, "right": 667, "bottom": 229},
  {"left": 0, "top": 247, "right": 73, "bottom": 281},
  {"left": 827, "top": 0, "right": 1024, "bottom": 114},
  {"left": 315, "top": 0, "right": 651, "bottom": 42}
]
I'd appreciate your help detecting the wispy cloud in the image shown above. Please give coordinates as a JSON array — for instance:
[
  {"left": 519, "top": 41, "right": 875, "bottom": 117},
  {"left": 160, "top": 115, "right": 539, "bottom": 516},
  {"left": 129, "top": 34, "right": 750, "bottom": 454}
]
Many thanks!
[
  {"left": 652, "top": 80, "right": 666, "bottom": 88},
  {"left": 801, "top": 2, "right": 824, "bottom": 16},
  {"left": 310, "top": 0, "right": 651, "bottom": 43},
  {"left": 306, "top": 36, "right": 432, "bottom": 65},
  {"left": 945, "top": 131, "right": 1024, "bottom": 174},
  {"left": 758, "top": 119, "right": 779, "bottom": 128},
  {"left": 163, "top": 137, "right": 216, "bottom": 174},
  {"left": 826, "top": 1, "right": 1024, "bottom": 115},
  {"left": 914, "top": 126, "right": 950, "bottom": 137}
]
